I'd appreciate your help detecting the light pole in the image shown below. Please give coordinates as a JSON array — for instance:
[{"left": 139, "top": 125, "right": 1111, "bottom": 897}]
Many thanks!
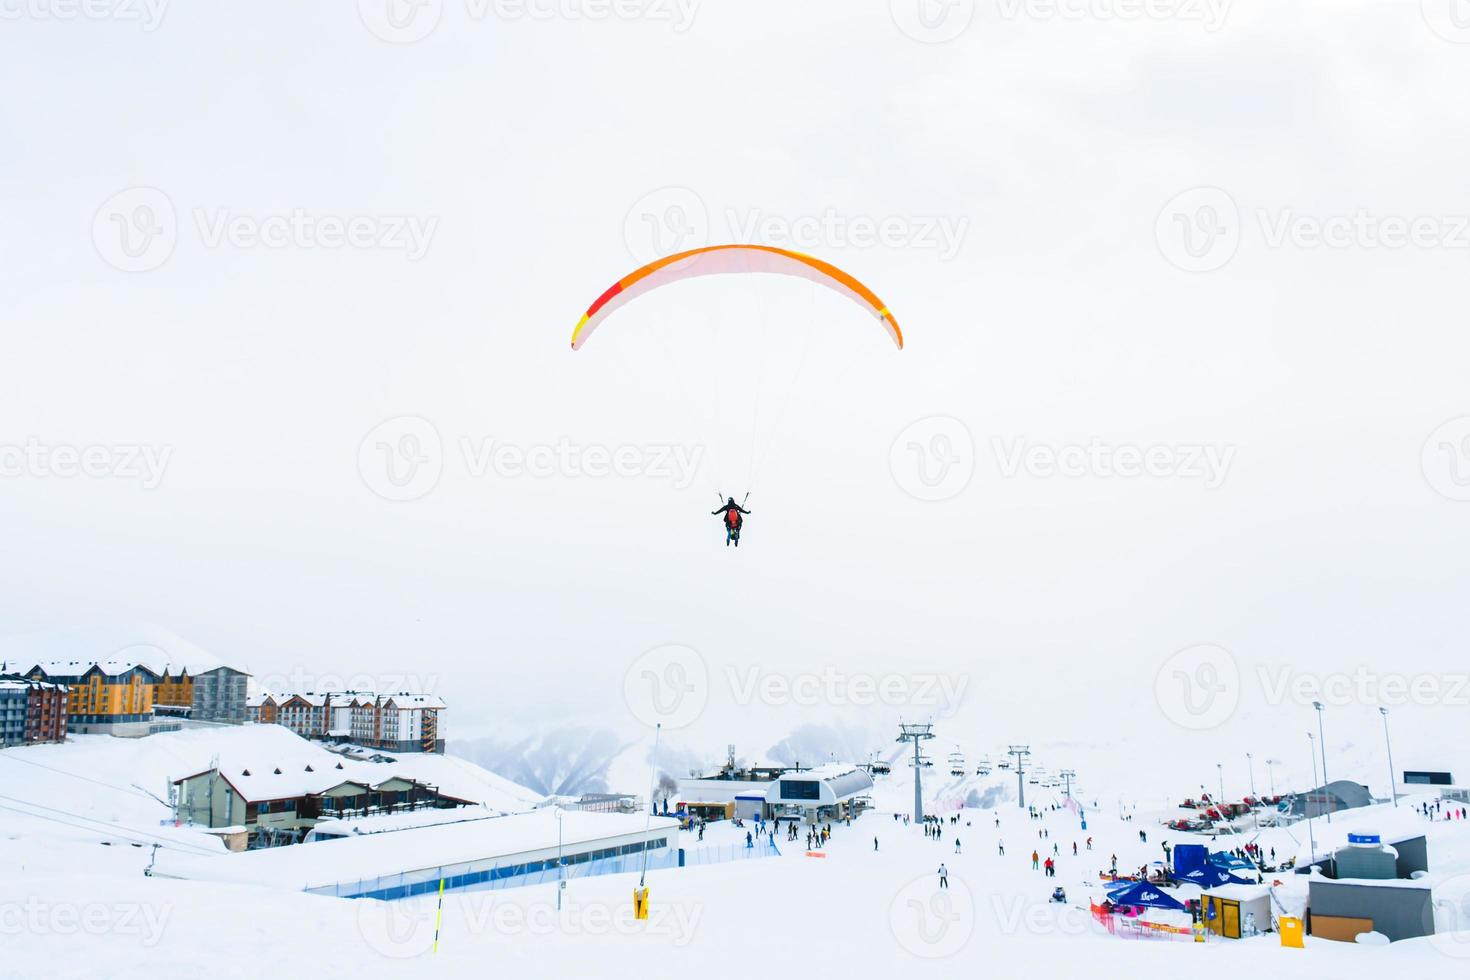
[
  {"left": 1245, "top": 753, "right": 1259, "bottom": 828},
  {"left": 1217, "top": 763, "right": 1225, "bottom": 808},
  {"left": 1380, "top": 707, "right": 1398, "bottom": 808},
  {"left": 1306, "top": 731, "right": 1319, "bottom": 865},
  {"left": 555, "top": 806, "right": 565, "bottom": 911},
  {"left": 1312, "top": 701, "right": 1331, "bottom": 824},
  {"left": 1265, "top": 758, "right": 1279, "bottom": 798}
]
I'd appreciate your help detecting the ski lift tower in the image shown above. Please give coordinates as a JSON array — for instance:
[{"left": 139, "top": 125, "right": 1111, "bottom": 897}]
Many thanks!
[
  {"left": 897, "top": 722, "right": 936, "bottom": 823},
  {"left": 1008, "top": 745, "right": 1031, "bottom": 810},
  {"left": 1060, "top": 769, "right": 1077, "bottom": 801}
]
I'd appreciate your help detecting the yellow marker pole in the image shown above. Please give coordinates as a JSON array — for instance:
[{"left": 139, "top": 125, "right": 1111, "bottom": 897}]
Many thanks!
[{"left": 433, "top": 877, "right": 445, "bottom": 953}]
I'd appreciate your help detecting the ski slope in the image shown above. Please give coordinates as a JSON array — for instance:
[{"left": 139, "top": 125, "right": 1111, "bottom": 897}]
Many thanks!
[{"left": 5, "top": 731, "right": 1470, "bottom": 977}]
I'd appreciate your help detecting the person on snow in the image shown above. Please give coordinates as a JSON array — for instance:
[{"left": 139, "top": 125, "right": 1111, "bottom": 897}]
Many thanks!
[
  {"left": 998, "top": 840, "right": 1006, "bottom": 856},
  {"left": 1031, "top": 850, "right": 1040, "bottom": 870},
  {"left": 938, "top": 863, "right": 949, "bottom": 889},
  {"left": 874, "top": 837, "right": 879, "bottom": 851},
  {"left": 712, "top": 497, "right": 751, "bottom": 546},
  {"left": 954, "top": 838, "right": 962, "bottom": 854}
]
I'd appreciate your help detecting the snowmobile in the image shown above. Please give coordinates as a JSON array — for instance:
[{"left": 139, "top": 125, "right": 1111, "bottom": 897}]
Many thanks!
[{"left": 1050, "top": 887, "right": 1068, "bottom": 904}]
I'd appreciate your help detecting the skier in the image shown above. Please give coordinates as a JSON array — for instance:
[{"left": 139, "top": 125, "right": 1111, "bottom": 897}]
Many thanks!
[
  {"left": 1031, "top": 850, "right": 1040, "bottom": 870},
  {"left": 938, "top": 863, "right": 949, "bottom": 889},
  {"left": 875, "top": 837, "right": 879, "bottom": 851},
  {"left": 712, "top": 496, "right": 751, "bottom": 547},
  {"left": 998, "top": 839, "right": 1005, "bottom": 856},
  {"left": 954, "top": 838, "right": 961, "bottom": 854}
]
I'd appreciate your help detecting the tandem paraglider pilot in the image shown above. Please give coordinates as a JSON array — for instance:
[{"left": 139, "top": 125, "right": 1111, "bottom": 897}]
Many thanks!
[{"left": 713, "top": 496, "right": 751, "bottom": 547}]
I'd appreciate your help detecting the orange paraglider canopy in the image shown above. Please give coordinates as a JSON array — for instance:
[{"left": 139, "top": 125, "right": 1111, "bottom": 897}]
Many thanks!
[{"left": 571, "top": 244, "right": 903, "bottom": 350}]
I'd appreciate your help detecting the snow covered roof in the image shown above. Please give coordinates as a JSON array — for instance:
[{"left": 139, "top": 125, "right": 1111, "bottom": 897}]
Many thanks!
[
  {"left": 26, "top": 659, "right": 159, "bottom": 680},
  {"left": 0, "top": 675, "right": 65, "bottom": 693},
  {"left": 279, "top": 693, "right": 331, "bottom": 707},
  {"left": 255, "top": 690, "right": 446, "bottom": 710},
  {"left": 160, "top": 809, "right": 680, "bottom": 890},
  {"left": 1203, "top": 883, "right": 1272, "bottom": 901},
  {"left": 310, "top": 804, "right": 502, "bottom": 836},
  {"left": 381, "top": 693, "right": 447, "bottom": 710},
  {"left": 1291, "top": 799, "right": 1433, "bottom": 865}
]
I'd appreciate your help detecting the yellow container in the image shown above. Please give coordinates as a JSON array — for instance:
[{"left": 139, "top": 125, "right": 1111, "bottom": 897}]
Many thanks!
[
  {"left": 633, "top": 887, "right": 650, "bottom": 921},
  {"left": 1279, "top": 916, "right": 1304, "bottom": 948}
]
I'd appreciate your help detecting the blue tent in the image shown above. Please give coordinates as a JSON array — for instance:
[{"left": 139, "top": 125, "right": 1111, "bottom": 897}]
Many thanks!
[
  {"left": 1172, "top": 843, "right": 1208, "bottom": 873},
  {"left": 1209, "top": 852, "right": 1253, "bottom": 872},
  {"left": 1107, "top": 880, "right": 1187, "bottom": 912},
  {"left": 1175, "top": 865, "right": 1253, "bottom": 888}
]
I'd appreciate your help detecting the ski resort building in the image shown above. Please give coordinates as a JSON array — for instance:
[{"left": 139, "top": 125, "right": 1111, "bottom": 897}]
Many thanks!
[
  {"left": 249, "top": 690, "right": 446, "bottom": 753},
  {"left": 1289, "top": 780, "right": 1373, "bottom": 818},
  {"left": 1395, "top": 766, "right": 1469, "bottom": 804},
  {"left": 172, "top": 759, "right": 474, "bottom": 845},
  {"left": 0, "top": 674, "right": 67, "bottom": 747},
  {"left": 677, "top": 762, "right": 873, "bottom": 824},
  {"left": 149, "top": 661, "right": 250, "bottom": 725}
]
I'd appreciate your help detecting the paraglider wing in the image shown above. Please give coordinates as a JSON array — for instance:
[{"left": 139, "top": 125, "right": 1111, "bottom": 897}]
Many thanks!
[{"left": 571, "top": 244, "right": 903, "bottom": 350}]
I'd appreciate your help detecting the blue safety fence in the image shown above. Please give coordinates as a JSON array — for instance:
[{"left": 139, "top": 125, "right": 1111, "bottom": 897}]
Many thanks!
[
  {"left": 312, "top": 838, "right": 781, "bottom": 901},
  {"left": 681, "top": 841, "right": 782, "bottom": 867}
]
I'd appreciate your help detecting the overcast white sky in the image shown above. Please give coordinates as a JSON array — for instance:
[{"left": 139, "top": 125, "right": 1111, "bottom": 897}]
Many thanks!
[{"left": 3, "top": 1, "right": 1469, "bottom": 785}]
